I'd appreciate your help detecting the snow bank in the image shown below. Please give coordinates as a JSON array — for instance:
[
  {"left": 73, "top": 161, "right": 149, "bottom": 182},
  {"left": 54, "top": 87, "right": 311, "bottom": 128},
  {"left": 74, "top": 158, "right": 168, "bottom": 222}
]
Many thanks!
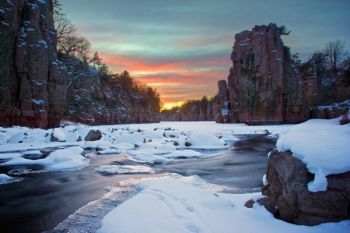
[
  {"left": 98, "top": 176, "right": 350, "bottom": 233},
  {"left": 276, "top": 118, "right": 350, "bottom": 192},
  {"left": 95, "top": 165, "right": 154, "bottom": 174}
]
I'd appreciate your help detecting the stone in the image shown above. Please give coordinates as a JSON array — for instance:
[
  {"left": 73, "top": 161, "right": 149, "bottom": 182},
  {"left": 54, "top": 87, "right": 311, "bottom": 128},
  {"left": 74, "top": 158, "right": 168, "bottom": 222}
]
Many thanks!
[
  {"left": 216, "top": 80, "right": 231, "bottom": 123},
  {"left": 226, "top": 24, "right": 307, "bottom": 124},
  {"left": 0, "top": 0, "right": 67, "bottom": 128},
  {"left": 84, "top": 130, "right": 102, "bottom": 141},
  {"left": 244, "top": 199, "right": 255, "bottom": 208},
  {"left": 261, "top": 150, "right": 350, "bottom": 225},
  {"left": 339, "top": 110, "right": 349, "bottom": 125},
  {"left": 184, "top": 141, "right": 192, "bottom": 147}
]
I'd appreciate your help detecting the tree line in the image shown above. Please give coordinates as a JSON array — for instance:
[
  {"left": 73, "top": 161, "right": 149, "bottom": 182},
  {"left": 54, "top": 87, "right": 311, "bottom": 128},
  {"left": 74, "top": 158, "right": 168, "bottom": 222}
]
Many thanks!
[{"left": 53, "top": 0, "right": 161, "bottom": 124}]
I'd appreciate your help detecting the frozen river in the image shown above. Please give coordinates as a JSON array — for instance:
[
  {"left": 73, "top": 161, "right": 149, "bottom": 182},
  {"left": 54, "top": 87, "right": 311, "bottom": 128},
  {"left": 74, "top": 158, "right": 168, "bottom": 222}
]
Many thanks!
[{"left": 0, "top": 134, "right": 275, "bottom": 233}]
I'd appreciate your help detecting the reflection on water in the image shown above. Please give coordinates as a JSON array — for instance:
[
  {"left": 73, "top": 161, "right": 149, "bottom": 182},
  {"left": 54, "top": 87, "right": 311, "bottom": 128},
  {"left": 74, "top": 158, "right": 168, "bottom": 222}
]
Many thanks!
[{"left": 0, "top": 134, "right": 275, "bottom": 233}]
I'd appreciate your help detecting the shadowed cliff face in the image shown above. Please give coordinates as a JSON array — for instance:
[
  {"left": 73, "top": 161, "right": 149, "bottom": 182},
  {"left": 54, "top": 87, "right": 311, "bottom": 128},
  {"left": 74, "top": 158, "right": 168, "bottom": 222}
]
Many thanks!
[
  {"left": 226, "top": 24, "right": 306, "bottom": 124},
  {"left": 0, "top": 0, "right": 66, "bottom": 128}
]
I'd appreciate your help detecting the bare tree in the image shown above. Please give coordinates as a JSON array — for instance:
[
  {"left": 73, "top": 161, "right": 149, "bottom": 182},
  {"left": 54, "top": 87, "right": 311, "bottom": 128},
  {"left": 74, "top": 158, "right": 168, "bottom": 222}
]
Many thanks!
[
  {"left": 324, "top": 40, "right": 345, "bottom": 76},
  {"left": 58, "top": 35, "right": 91, "bottom": 61},
  {"left": 55, "top": 14, "right": 76, "bottom": 44}
]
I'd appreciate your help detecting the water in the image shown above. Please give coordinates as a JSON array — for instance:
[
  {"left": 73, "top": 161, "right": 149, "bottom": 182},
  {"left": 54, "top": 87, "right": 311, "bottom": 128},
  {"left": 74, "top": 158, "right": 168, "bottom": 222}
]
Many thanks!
[{"left": 0, "top": 135, "right": 275, "bottom": 233}]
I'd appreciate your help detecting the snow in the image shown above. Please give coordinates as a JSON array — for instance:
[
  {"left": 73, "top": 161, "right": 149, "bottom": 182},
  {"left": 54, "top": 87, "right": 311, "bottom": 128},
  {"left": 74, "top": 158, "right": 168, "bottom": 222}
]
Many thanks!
[
  {"left": 0, "top": 122, "right": 291, "bottom": 174},
  {"left": 187, "top": 132, "right": 228, "bottom": 150},
  {"left": 97, "top": 148, "right": 120, "bottom": 155},
  {"left": 163, "top": 149, "right": 202, "bottom": 159},
  {"left": 95, "top": 165, "right": 154, "bottom": 174},
  {"left": 98, "top": 175, "right": 350, "bottom": 233},
  {"left": 32, "top": 99, "right": 45, "bottom": 106},
  {"left": 52, "top": 128, "right": 66, "bottom": 142},
  {"left": 1, "top": 146, "right": 88, "bottom": 172},
  {"left": 276, "top": 117, "right": 350, "bottom": 192}
]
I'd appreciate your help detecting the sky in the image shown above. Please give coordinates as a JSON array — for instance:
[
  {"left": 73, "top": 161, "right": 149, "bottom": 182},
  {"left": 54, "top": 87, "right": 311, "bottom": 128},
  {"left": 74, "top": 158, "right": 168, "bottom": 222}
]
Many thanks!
[{"left": 60, "top": 0, "right": 350, "bottom": 109}]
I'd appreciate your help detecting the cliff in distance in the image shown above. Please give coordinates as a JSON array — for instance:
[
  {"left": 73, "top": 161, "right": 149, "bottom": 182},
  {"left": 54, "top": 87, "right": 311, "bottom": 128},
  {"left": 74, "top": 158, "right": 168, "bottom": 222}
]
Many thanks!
[
  {"left": 0, "top": 0, "right": 66, "bottom": 128},
  {"left": 225, "top": 23, "right": 306, "bottom": 124},
  {"left": 216, "top": 24, "right": 350, "bottom": 124}
]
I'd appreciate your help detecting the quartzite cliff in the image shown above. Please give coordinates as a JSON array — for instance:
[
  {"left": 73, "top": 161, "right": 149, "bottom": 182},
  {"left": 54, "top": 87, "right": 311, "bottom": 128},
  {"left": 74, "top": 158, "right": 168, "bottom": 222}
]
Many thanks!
[
  {"left": 217, "top": 23, "right": 350, "bottom": 124},
  {"left": 0, "top": 0, "right": 66, "bottom": 128},
  {"left": 222, "top": 24, "right": 306, "bottom": 124}
]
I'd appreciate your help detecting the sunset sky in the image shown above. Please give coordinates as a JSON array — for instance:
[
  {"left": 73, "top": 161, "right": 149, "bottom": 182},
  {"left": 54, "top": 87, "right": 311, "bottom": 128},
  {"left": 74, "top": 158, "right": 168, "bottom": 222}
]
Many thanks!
[{"left": 60, "top": 0, "right": 350, "bottom": 109}]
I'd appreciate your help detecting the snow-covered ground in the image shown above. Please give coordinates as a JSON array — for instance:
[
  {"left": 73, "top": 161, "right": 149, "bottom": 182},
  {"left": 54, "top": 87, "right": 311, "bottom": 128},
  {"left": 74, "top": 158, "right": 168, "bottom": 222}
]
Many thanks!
[
  {"left": 1, "top": 120, "right": 350, "bottom": 232},
  {"left": 97, "top": 175, "right": 350, "bottom": 233},
  {"left": 0, "top": 121, "right": 291, "bottom": 183}
]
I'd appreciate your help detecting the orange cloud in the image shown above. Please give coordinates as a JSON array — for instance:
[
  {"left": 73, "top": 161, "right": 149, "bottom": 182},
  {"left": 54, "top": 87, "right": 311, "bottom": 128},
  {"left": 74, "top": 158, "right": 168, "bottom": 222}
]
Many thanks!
[{"left": 99, "top": 53, "right": 230, "bottom": 104}]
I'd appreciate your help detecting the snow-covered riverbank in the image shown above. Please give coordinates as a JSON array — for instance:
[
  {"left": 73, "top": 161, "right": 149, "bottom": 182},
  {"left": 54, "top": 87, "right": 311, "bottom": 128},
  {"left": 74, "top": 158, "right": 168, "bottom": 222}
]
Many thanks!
[{"left": 1, "top": 120, "right": 349, "bottom": 232}]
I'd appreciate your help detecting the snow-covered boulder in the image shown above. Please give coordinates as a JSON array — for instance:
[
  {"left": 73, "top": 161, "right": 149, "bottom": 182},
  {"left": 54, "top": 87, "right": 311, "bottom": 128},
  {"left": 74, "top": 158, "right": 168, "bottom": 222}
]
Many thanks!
[
  {"left": 261, "top": 150, "right": 350, "bottom": 225},
  {"left": 261, "top": 118, "right": 350, "bottom": 225}
]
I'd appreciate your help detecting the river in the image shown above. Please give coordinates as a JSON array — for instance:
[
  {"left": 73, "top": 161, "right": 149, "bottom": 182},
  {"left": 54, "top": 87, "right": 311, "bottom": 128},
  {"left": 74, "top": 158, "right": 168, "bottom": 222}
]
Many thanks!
[{"left": 0, "top": 134, "right": 275, "bottom": 233}]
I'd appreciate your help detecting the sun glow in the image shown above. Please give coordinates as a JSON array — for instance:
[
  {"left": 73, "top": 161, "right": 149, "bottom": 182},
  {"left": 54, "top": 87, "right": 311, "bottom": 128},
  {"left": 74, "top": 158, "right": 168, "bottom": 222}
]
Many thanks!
[{"left": 162, "top": 101, "right": 184, "bottom": 110}]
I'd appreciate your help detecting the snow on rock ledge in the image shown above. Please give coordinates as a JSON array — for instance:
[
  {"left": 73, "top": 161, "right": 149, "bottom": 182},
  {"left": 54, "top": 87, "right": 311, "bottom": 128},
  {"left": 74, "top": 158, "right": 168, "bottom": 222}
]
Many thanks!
[
  {"left": 276, "top": 117, "right": 350, "bottom": 192},
  {"left": 261, "top": 116, "right": 350, "bottom": 225},
  {"left": 261, "top": 150, "right": 350, "bottom": 225}
]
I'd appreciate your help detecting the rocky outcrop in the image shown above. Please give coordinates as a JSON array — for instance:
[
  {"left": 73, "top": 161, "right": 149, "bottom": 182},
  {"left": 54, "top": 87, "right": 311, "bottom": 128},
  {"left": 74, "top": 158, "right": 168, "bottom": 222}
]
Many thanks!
[
  {"left": 0, "top": 0, "right": 66, "bottom": 128},
  {"left": 226, "top": 24, "right": 306, "bottom": 124},
  {"left": 216, "top": 80, "right": 231, "bottom": 123},
  {"left": 260, "top": 150, "right": 350, "bottom": 225}
]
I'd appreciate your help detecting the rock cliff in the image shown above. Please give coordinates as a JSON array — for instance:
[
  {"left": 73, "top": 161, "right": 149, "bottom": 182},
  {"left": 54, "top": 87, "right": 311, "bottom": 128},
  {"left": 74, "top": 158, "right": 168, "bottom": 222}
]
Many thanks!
[
  {"left": 260, "top": 150, "right": 350, "bottom": 225},
  {"left": 0, "top": 0, "right": 66, "bottom": 128},
  {"left": 226, "top": 24, "right": 306, "bottom": 124},
  {"left": 216, "top": 80, "right": 231, "bottom": 123}
]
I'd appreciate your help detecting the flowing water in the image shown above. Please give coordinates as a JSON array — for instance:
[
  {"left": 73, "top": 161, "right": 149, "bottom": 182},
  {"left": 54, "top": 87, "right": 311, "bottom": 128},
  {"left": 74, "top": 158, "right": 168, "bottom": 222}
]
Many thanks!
[{"left": 0, "top": 134, "right": 275, "bottom": 233}]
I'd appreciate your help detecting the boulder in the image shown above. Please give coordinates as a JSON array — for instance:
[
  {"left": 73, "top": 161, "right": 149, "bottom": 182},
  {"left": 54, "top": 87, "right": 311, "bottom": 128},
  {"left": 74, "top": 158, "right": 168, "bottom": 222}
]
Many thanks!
[
  {"left": 339, "top": 110, "right": 349, "bottom": 125},
  {"left": 84, "top": 130, "right": 102, "bottom": 141},
  {"left": 261, "top": 150, "right": 350, "bottom": 225}
]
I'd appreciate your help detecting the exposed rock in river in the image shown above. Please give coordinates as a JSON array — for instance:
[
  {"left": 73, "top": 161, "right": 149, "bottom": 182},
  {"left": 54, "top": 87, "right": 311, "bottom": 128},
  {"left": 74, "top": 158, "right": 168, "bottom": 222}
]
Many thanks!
[
  {"left": 0, "top": 0, "right": 66, "bottom": 128},
  {"left": 260, "top": 150, "right": 350, "bottom": 225}
]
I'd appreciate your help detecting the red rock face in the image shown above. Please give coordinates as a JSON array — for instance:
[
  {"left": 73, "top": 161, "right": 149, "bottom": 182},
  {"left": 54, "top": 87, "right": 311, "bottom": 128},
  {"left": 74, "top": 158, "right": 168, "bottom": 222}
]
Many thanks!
[
  {"left": 216, "top": 80, "right": 231, "bottom": 123},
  {"left": 0, "top": 0, "right": 66, "bottom": 128},
  {"left": 226, "top": 24, "right": 307, "bottom": 124}
]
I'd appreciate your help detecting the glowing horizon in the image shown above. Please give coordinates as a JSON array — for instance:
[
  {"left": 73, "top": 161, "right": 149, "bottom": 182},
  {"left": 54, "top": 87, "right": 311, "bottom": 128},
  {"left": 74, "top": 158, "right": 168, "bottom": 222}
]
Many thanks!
[{"left": 61, "top": 0, "right": 350, "bottom": 107}]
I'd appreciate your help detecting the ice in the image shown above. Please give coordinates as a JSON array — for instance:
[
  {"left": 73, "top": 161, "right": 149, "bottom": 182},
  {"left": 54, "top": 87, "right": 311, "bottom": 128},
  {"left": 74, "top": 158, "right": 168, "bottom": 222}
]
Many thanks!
[
  {"left": 164, "top": 150, "right": 202, "bottom": 159},
  {"left": 276, "top": 117, "right": 350, "bottom": 192},
  {"left": 97, "top": 148, "right": 120, "bottom": 155},
  {"left": 95, "top": 165, "right": 154, "bottom": 174},
  {"left": 187, "top": 132, "right": 228, "bottom": 150},
  {"left": 0, "top": 152, "right": 22, "bottom": 159},
  {"left": 127, "top": 150, "right": 167, "bottom": 164},
  {"left": 0, "top": 174, "right": 22, "bottom": 185},
  {"left": 98, "top": 175, "right": 350, "bottom": 233},
  {"left": 1, "top": 146, "right": 88, "bottom": 172},
  {"left": 0, "top": 122, "right": 293, "bottom": 166},
  {"left": 41, "top": 146, "right": 88, "bottom": 171}
]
